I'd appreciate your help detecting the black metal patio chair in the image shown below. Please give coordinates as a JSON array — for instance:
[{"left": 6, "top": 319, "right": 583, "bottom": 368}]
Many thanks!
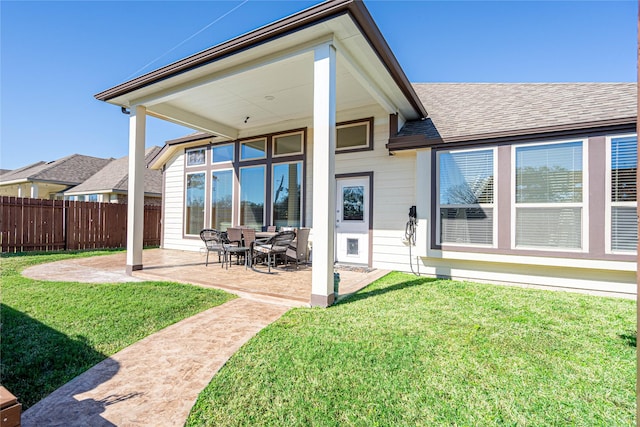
[
  {"left": 200, "top": 229, "right": 226, "bottom": 267},
  {"left": 252, "top": 230, "right": 296, "bottom": 272}
]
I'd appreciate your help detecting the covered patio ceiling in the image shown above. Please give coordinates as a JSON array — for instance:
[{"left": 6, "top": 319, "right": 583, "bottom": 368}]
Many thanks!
[{"left": 96, "top": 2, "right": 426, "bottom": 140}]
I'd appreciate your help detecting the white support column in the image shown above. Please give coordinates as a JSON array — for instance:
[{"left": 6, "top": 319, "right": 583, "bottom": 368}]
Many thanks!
[
  {"left": 126, "top": 105, "right": 146, "bottom": 274},
  {"left": 30, "top": 184, "right": 39, "bottom": 199},
  {"left": 310, "top": 43, "right": 337, "bottom": 307}
]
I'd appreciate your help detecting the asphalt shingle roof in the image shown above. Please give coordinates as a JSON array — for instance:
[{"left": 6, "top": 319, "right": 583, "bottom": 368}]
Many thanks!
[
  {"left": 0, "top": 154, "right": 113, "bottom": 185},
  {"left": 400, "top": 83, "right": 637, "bottom": 141},
  {"left": 67, "top": 146, "right": 163, "bottom": 195}
]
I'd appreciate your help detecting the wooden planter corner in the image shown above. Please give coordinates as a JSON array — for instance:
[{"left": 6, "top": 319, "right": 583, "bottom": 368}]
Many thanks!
[{"left": 0, "top": 386, "right": 21, "bottom": 427}]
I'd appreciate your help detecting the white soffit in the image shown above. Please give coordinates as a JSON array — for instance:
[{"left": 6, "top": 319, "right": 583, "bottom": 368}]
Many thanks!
[{"left": 108, "top": 14, "right": 417, "bottom": 135}]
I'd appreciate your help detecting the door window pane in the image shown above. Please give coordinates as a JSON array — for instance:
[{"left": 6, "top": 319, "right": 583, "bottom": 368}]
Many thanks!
[
  {"left": 240, "top": 139, "right": 266, "bottom": 160},
  {"left": 240, "top": 166, "right": 265, "bottom": 229},
  {"left": 211, "top": 170, "right": 233, "bottom": 231},
  {"left": 343, "top": 186, "right": 364, "bottom": 221},
  {"left": 185, "top": 172, "right": 205, "bottom": 235},
  {"left": 272, "top": 162, "right": 301, "bottom": 227}
]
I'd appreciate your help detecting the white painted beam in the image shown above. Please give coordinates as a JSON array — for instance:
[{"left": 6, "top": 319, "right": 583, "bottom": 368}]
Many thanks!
[
  {"left": 126, "top": 105, "right": 146, "bottom": 274},
  {"left": 310, "top": 42, "right": 337, "bottom": 307},
  {"left": 334, "top": 38, "right": 398, "bottom": 115},
  {"left": 148, "top": 104, "right": 239, "bottom": 140}
]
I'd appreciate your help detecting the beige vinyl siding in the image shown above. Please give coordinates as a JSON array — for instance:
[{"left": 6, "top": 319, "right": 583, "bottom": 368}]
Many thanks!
[{"left": 162, "top": 151, "right": 203, "bottom": 251}]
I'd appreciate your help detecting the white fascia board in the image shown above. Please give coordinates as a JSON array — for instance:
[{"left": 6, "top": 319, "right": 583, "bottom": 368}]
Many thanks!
[
  {"left": 0, "top": 178, "right": 29, "bottom": 186},
  {"left": 64, "top": 189, "right": 114, "bottom": 196}
]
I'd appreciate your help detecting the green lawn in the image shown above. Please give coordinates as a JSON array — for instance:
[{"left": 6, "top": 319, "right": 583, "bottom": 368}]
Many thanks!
[
  {"left": 187, "top": 272, "right": 636, "bottom": 427},
  {"left": 1, "top": 250, "right": 235, "bottom": 408}
]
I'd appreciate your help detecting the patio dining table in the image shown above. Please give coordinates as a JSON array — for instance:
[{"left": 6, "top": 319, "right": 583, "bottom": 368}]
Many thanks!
[{"left": 255, "top": 231, "right": 278, "bottom": 240}]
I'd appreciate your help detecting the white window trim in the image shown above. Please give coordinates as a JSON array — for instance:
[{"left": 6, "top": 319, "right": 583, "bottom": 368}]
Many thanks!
[
  {"left": 184, "top": 171, "right": 207, "bottom": 236},
  {"left": 240, "top": 138, "right": 267, "bottom": 161},
  {"left": 211, "top": 143, "right": 235, "bottom": 165},
  {"left": 238, "top": 165, "right": 266, "bottom": 228},
  {"left": 272, "top": 131, "right": 304, "bottom": 158},
  {"left": 605, "top": 133, "right": 637, "bottom": 254},
  {"left": 436, "top": 146, "right": 497, "bottom": 248},
  {"left": 511, "top": 138, "right": 589, "bottom": 252},
  {"left": 336, "top": 120, "right": 371, "bottom": 151}
]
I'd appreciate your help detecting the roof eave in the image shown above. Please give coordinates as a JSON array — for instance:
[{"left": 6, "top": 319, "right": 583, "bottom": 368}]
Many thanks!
[
  {"left": 94, "top": 0, "right": 426, "bottom": 119},
  {"left": 387, "top": 116, "right": 638, "bottom": 152}
]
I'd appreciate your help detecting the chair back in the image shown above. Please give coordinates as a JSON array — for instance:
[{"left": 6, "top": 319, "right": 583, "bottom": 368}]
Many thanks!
[
  {"left": 226, "top": 227, "right": 242, "bottom": 245},
  {"left": 200, "top": 229, "right": 225, "bottom": 249},
  {"left": 243, "top": 228, "right": 257, "bottom": 247},
  {"left": 270, "top": 230, "right": 296, "bottom": 250},
  {"left": 286, "top": 227, "right": 309, "bottom": 261},
  {"left": 267, "top": 225, "right": 276, "bottom": 232}
]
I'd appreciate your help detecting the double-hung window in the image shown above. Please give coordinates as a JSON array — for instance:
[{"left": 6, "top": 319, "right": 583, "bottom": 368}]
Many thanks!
[
  {"left": 437, "top": 148, "right": 495, "bottom": 246},
  {"left": 514, "top": 140, "right": 585, "bottom": 250},
  {"left": 608, "top": 135, "right": 637, "bottom": 253}
]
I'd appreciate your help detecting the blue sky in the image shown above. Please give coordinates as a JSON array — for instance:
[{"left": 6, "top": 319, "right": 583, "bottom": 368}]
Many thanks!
[{"left": 1, "top": 0, "right": 636, "bottom": 170}]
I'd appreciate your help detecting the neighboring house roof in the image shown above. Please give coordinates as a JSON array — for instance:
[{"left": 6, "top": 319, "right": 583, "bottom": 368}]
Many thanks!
[
  {"left": 0, "top": 169, "right": 12, "bottom": 176},
  {"left": 65, "top": 146, "right": 163, "bottom": 196},
  {"left": 0, "top": 154, "right": 113, "bottom": 186},
  {"left": 390, "top": 83, "right": 637, "bottom": 150}
]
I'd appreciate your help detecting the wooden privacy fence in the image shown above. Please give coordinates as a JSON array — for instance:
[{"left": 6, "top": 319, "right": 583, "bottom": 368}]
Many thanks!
[{"left": 0, "top": 197, "right": 161, "bottom": 253}]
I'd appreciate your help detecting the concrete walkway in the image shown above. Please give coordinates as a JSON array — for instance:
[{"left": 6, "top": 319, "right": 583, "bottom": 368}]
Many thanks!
[
  {"left": 22, "top": 298, "right": 289, "bottom": 427},
  {"left": 19, "top": 250, "right": 389, "bottom": 426}
]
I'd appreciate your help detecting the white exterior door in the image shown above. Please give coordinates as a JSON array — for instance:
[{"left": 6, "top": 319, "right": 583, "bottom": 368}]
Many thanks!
[{"left": 335, "top": 177, "right": 369, "bottom": 265}]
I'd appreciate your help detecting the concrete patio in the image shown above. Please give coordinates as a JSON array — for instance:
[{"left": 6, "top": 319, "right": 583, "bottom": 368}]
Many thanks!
[{"left": 23, "top": 248, "right": 390, "bottom": 307}]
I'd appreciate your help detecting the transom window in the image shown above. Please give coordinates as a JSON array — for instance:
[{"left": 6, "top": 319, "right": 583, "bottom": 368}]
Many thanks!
[
  {"left": 186, "top": 147, "right": 206, "bottom": 166},
  {"left": 240, "top": 139, "right": 266, "bottom": 160},
  {"left": 608, "top": 134, "right": 637, "bottom": 253},
  {"left": 437, "top": 148, "right": 495, "bottom": 246},
  {"left": 513, "top": 140, "right": 585, "bottom": 250},
  {"left": 273, "top": 132, "right": 303, "bottom": 157},
  {"left": 336, "top": 118, "right": 372, "bottom": 152},
  {"left": 212, "top": 143, "right": 234, "bottom": 164}
]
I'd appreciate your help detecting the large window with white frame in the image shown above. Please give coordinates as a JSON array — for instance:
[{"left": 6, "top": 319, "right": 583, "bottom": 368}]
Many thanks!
[
  {"left": 437, "top": 148, "right": 496, "bottom": 246},
  {"left": 513, "top": 140, "right": 585, "bottom": 250},
  {"left": 185, "top": 172, "right": 206, "bottom": 235},
  {"left": 607, "top": 134, "right": 637, "bottom": 253}
]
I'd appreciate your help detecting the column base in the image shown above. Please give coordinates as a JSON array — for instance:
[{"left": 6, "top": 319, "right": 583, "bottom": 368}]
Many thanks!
[
  {"left": 310, "top": 293, "right": 335, "bottom": 308},
  {"left": 125, "top": 264, "right": 143, "bottom": 275}
]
